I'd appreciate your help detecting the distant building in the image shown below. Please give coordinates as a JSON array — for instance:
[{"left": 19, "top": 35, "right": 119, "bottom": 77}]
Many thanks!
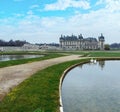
[
  {"left": 59, "top": 34, "right": 105, "bottom": 50},
  {"left": 22, "top": 43, "right": 39, "bottom": 50}
]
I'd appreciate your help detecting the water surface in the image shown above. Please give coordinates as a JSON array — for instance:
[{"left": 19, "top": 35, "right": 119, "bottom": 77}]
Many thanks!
[
  {"left": 0, "top": 55, "right": 44, "bottom": 61},
  {"left": 62, "top": 60, "right": 120, "bottom": 112}
]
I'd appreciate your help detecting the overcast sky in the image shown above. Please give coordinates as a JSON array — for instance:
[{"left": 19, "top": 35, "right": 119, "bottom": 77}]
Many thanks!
[{"left": 0, "top": 0, "right": 120, "bottom": 44}]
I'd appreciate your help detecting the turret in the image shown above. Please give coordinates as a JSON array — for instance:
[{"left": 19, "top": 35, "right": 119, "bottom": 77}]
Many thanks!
[
  {"left": 59, "top": 34, "right": 64, "bottom": 48},
  {"left": 78, "top": 34, "right": 83, "bottom": 40},
  {"left": 98, "top": 33, "right": 105, "bottom": 50}
]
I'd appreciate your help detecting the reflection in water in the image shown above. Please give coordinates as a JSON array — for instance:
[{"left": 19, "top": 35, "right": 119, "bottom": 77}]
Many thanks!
[
  {"left": 62, "top": 61, "right": 120, "bottom": 112},
  {"left": 0, "top": 55, "right": 44, "bottom": 61},
  {"left": 99, "top": 60, "right": 105, "bottom": 69},
  {"left": 78, "top": 64, "right": 83, "bottom": 69},
  {"left": 78, "top": 60, "right": 105, "bottom": 70}
]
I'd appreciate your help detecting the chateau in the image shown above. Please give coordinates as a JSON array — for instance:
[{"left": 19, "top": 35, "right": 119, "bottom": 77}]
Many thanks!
[{"left": 59, "top": 34, "right": 105, "bottom": 50}]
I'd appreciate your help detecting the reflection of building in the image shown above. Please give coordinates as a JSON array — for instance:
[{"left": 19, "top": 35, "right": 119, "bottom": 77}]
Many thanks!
[
  {"left": 78, "top": 64, "right": 83, "bottom": 69},
  {"left": 99, "top": 60, "right": 105, "bottom": 69},
  {"left": 60, "top": 34, "right": 105, "bottom": 50}
]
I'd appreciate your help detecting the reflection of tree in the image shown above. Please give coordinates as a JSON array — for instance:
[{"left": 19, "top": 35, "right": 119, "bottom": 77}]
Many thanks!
[{"left": 99, "top": 60, "right": 105, "bottom": 69}]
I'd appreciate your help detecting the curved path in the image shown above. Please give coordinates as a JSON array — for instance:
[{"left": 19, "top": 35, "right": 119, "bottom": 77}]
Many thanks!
[{"left": 0, "top": 55, "right": 81, "bottom": 101}]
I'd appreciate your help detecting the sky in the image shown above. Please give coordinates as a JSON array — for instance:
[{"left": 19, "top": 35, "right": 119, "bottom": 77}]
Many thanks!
[{"left": 0, "top": 0, "right": 120, "bottom": 44}]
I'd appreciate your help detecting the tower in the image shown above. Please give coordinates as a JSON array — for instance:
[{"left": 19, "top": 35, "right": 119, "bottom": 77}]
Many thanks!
[
  {"left": 98, "top": 33, "right": 105, "bottom": 50},
  {"left": 59, "top": 34, "right": 63, "bottom": 48}
]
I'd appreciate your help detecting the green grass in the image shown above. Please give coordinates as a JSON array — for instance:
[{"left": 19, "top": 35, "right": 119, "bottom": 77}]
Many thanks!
[
  {"left": 50, "top": 50, "right": 120, "bottom": 57},
  {"left": 88, "top": 51, "right": 120, "bottom": 57},
  {"left": 0, "top": 53, "right": 64, "bottom": 68},
  {"left": 0, "top": 59, "right": 89, "bottom": 112},
  {"left": 0, "top": 51, "right": 41, "bottom": 55},
  {"left": 58, "top": 51, "right": 120, "bottom": 57}
]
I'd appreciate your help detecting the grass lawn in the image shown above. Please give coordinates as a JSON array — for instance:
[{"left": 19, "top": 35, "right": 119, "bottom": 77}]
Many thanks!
[
  {"left": 49, "top": 50, "right": 120, "bottom": 57},
  {"left": 88, "top": 51, "right": 120, "bottom": 57},
  {"left": 0, "top": 59, "right": 89, "bottom": 112}
]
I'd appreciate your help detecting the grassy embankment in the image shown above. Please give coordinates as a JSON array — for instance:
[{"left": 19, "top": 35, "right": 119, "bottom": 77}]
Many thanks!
[
  {"left": 0, "top": 51, "right": 120, "bottom": 112},
  {"left": 0, "top": 58, "right": 89, "bottom": 112}
]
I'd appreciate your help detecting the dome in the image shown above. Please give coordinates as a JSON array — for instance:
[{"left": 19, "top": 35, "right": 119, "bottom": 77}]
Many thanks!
[{"left": 99, "top": 33, "right": 105, "bottom": 40}]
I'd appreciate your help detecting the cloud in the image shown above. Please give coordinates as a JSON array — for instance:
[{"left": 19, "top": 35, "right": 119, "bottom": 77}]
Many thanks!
[
  {"left": 0, "top": 0, "right": 120, "bottom": 43},
  {"left": 27, "top": 10, "right": 34, "bottom": 15},
  {"left": 44, "top": 0, "right": 90, "bottom": 11},
  {"left": 96, "top": 0, "right": 120, "bottom": 12},
  {"left": 0, "top": 6, "right": 120, "bottom": 43},
  {"left": 12, "top": 13, "right": 25, "bottom": 18},
  {"left": 30, "top": 5, "right": 39, "bottom": 9},
  {"left": 106, "top": 0, "right": 120, "bottom": 12}
]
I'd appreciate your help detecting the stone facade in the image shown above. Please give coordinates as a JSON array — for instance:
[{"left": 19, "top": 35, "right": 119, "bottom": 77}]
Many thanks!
[{"left": 59, "top": 34, "right": 105, "bottom": 50}]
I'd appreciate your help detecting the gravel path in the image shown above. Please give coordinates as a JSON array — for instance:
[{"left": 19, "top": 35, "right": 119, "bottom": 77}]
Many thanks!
[{"left": 0, "top": 55, "right": 81, "bottom": 101}]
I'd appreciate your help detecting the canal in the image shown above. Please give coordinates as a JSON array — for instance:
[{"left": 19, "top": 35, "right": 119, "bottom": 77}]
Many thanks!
[
  {"left": 62, "top": 60, "right": 120, "bottom": 112},
  {"left": 0, "top": 55, "right": 44, "bottom": 61}
]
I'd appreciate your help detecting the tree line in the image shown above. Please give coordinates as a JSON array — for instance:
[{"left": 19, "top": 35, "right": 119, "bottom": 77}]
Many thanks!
[
  {"left": 104, "top": 43, "right": 120, "bottom": 50},
  {"left": 110, "top": 43, "right": 120, "bottom": 49},
  {"left": 0, "top": 39, "right": 28, "bottom": 47}
]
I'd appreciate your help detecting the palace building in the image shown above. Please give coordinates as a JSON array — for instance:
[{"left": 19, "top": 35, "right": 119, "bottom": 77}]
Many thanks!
[{"left": 59, "top": 34, "right": 105, "bottom": 50}]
